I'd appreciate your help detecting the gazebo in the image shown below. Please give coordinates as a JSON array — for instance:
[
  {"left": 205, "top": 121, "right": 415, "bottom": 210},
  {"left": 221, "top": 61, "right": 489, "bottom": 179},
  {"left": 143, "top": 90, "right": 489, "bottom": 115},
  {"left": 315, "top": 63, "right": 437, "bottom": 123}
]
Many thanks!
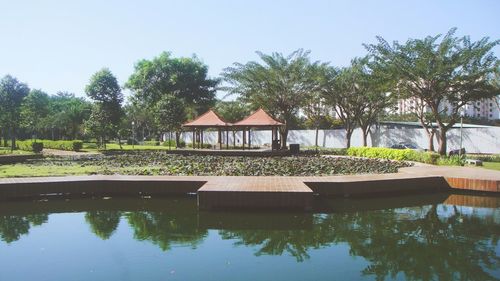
[
  {"left": 232, "top": 108, "right": 284, "bottom": 150},
  {"left": 182, "top": 109, "right": 232, "bottom": 149}
]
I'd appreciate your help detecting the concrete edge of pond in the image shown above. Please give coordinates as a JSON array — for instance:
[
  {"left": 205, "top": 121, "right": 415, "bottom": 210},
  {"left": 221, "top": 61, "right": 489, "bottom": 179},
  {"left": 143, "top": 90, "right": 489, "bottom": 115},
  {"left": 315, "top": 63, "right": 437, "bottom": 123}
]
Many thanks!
[{"left": 0, "top": 165, "right": 498, "bottom": 210}]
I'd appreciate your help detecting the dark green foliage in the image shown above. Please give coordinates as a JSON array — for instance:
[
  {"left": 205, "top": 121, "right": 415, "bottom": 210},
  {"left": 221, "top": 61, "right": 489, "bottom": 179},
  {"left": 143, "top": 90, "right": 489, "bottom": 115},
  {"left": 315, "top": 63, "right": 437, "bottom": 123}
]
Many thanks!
[
  {"left": 85, "top": 68, "right": 124, "bottom": 148},
  {"left": 125, "top": 52, "right": 218, "bottom": 117},
  {"left": 21, "top": 89, "right": 50, "bottom": 140},
  {"left": 0, "top": 75, "right": 30, "bottom": 150}
]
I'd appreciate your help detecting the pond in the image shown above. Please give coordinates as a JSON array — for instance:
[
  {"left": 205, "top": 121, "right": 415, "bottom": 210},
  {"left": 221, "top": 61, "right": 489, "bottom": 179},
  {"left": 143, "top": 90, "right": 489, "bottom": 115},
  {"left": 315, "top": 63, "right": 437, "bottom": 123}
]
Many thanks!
[{"left": 0, "top": 193, "right": 498, "bottom": 281}]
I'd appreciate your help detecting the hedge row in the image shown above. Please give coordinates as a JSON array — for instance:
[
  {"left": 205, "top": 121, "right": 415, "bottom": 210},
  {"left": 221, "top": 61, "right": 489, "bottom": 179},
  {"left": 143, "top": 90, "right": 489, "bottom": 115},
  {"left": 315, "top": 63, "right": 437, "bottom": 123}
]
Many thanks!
[
  {"left": 347, "top": 147, "right": 440, "bottom": 164},
  {"left": 17, "top": 140, "right": 44, "bottom": 153},
  {"left": 41, "top": 140, "right": 83, "bottom": 151}
]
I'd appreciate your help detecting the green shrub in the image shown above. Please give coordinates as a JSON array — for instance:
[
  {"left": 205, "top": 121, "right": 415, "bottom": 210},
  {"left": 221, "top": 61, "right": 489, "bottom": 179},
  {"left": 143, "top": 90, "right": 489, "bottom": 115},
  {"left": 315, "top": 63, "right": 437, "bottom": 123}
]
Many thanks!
[
  {"left": 437, "top": 155, "right": 465, "bottom": 166},
  {"left": 40, "top": 140, "right": 84, "bottom": 151},
  {"left": 187, "top": 143, "right": 212, "bottom": 149},
  {"left": 162, "top": 140, "right": 186, "bottom": 148},
  {"left": 347, "top": 147, "right": 439, "bottom": 164},
  {"left": 17, "top": 140, "right": 44, "bottom": 153},
  {"left": 144, "top": 140, "right": 160, "bottom": 146}
]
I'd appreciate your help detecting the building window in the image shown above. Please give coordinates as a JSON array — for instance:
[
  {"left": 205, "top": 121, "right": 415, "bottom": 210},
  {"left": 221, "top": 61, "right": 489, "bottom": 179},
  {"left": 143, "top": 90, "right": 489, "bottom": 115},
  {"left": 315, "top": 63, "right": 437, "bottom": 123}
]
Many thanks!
[
  {"left": 490, "top": 114, "right": 493, "bottom": 118},
  {"left": 490, "top": 103, "right": 493, "bottom": 106}
]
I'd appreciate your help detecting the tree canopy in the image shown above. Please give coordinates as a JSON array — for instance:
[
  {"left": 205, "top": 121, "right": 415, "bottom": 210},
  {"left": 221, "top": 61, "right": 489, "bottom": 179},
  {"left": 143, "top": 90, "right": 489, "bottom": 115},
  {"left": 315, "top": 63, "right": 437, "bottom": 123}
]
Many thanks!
[
  {"left": 366, "top": 28, "right": 500, "bottom": 154},
  {"left": 126, "top": 52, "right": 219, "bottom": 118},
  {"left": 222, "top": 49, "right": 326, "bottom": 148},
  {"left": 85, "top": 68, "right": 124, "bottom": 148},
  {"left": 0, "top": 75, "right": 30, "bottom": 149}
]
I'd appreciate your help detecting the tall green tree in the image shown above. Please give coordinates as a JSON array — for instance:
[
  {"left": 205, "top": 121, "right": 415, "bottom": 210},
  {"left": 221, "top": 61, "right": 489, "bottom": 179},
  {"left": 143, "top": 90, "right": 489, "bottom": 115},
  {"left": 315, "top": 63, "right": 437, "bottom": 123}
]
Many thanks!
[
  {"left": 366, "top": 28, "right": 500, "bottom": 155},
  {"left": 85, "top": 68, "right": 124, "bottom": 148},
  {"left": 125, "top": 52, "right": 218, "bottom": 119},
  {"left": 155, "top": 95, "right": 187, "bottom": 146},
  {"left": 21, "top": 89, "right": 50, "bottom": 141},
  {"left": 0, "top": 75, "right": 30, "bottom": 150},
  {"left": 223, "top": 49, "right": 325, "bottom": 148}
]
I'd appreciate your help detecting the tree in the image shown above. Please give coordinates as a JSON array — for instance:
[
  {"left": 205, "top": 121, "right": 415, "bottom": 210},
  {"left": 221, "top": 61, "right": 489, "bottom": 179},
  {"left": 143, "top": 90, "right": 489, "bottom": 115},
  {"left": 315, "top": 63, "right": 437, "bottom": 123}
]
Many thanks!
[
  {"left": 214, "top": 100, "right": 252, "bottom": 123},
  {"left": 0, "top": 75, "right": 30, "bottom": 150},
  {"left": 125, "top": 52, "right": 218, "bottom": 119},
  {"left": 154, "top": 95, "right": 187, "bottom": 146},
  {"left": 321, "top": 65, "right": 360, "bottom": 148},
  {"left": 45, "top": 92, "right": 92, "bottom": 140},
  {"left": 223, "top": 49, "right": 325, "bottom": 148},
  {"left": 85, "top": 68, "right": 124, "bottom": 148},
  {"left": 366, "top": 28, "right": 500, "bottom": 155},
  {"left": 356, "top": 58, "right": 396, "bottom": 147},
  {"left": 21, "top": 89, "right": 50, "bottom": 141},
  {"left": 302, "top": 91, "right": 328, "bottom": 150},
  {"left": 124, "top": 98, "right": 157, "bottom": 142}
]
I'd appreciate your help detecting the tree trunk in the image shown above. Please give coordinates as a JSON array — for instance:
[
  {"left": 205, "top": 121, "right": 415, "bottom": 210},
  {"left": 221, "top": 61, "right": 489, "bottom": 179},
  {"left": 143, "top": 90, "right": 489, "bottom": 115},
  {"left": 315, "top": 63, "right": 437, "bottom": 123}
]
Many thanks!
[
  {"left": 345, "top": 128, "right": 353, "bottom": 149},
  {"left": 10, "top": 126, "right": 16, "bottom": 151},
  {"left": 175, "top": 131, "right": 181, "bottom": 148},
  {"left": 437, "top": 129, "right": 447, "bottom": 156},
  {"left": 427, "top": 130, "right": 435, "bottom": 152},
  {"left": 280, "top": 126, "right": 289, "bottom": 149},
  {"left": 360, "top": 125, "right": 369, "bottom": 147},
  {"left": 315, "top": 127, "right": 319, "bottom": 152},
  {"left": 3, "top": 128, "right": 8, "bottom": 147}
]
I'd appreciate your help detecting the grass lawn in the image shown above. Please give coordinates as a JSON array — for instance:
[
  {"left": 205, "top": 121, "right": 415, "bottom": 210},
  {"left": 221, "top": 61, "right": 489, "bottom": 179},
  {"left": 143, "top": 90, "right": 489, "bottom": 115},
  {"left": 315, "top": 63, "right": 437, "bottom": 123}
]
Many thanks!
[
  {"left": 482, "top": 162, "right": 500, "bottom": 171},
  {"left": 0, "top": 147, "right": 33, "bottom": 155},
  {"left": 0, "top": 164, "right": 99, "bottom": 177}
]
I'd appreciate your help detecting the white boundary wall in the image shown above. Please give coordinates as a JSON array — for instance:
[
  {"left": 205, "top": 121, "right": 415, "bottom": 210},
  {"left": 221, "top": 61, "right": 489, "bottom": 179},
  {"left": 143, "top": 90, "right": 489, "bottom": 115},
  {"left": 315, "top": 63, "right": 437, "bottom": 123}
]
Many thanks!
[{"left": 179, "top": 125, "right": 500, "bottom": 154}]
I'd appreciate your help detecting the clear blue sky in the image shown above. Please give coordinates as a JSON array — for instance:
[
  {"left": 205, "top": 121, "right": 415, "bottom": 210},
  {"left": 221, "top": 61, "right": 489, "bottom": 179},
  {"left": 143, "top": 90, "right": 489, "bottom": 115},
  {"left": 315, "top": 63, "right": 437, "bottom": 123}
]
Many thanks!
[{"left": 1, "top": 0, "right": 499, "bottom": 100}]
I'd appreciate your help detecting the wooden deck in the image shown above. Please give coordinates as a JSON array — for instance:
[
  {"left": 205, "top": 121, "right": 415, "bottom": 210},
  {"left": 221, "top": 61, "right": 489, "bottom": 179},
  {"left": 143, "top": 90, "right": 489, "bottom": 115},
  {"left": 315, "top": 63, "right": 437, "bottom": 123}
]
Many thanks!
[{"left": 0, "top": 165, "right": 498, "bottom": 210}]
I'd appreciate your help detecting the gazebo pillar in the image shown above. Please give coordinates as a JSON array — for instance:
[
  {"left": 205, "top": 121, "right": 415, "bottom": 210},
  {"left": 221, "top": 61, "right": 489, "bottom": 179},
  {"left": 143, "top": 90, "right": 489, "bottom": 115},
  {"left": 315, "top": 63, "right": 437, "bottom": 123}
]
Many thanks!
[
  {"left": 226, "top": 128, "right": 229, "bottom": 149},
  {"left": 200, "top": 129, "right": 203, "bottom": 149},
  {"left": 248, "top": 128, "right": 251, "bottom": 149},
  {"left": 192, "top": 130, "right": 196, "bottom": 149},
  {"left": 242, "top": 128, "right": 246, "bottom": 150}
]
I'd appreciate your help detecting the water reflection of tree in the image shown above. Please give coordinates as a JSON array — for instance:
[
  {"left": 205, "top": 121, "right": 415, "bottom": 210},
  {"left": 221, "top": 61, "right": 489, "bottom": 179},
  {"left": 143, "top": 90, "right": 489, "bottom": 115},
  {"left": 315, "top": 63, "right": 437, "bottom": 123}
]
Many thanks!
[
  {"left": 221, "top": 205, "right": 500, "bottom": 280},
  {"left": 126, "top": 211, "right": 207, "bottom": 251},
  {"left": 84, "top": 211, "right": 122, "bottom": 240},
  {"left": 0, "top": 214, "right": 48, "bottom": 243}
]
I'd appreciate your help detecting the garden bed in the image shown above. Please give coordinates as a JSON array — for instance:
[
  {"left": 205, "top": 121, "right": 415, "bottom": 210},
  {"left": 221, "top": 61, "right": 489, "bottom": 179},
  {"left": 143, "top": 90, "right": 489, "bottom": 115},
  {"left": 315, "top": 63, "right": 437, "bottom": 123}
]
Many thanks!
[{"left": 0, "top": 152, "right": 411, "bottom": 177}]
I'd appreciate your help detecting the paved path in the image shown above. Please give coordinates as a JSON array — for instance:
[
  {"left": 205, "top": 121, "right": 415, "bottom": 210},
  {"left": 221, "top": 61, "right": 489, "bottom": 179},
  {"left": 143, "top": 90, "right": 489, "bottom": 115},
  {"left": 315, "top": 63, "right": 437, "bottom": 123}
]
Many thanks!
[{"left": 42, "top": 149, "right": 99, "bottom": 157}]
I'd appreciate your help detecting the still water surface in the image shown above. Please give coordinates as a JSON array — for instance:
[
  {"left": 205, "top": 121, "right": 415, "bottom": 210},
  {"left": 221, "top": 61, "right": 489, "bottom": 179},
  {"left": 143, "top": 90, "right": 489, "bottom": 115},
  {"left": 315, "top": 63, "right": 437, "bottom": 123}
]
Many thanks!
[{"left": 0, "top": 193, "right": 499, "bottom": 281}]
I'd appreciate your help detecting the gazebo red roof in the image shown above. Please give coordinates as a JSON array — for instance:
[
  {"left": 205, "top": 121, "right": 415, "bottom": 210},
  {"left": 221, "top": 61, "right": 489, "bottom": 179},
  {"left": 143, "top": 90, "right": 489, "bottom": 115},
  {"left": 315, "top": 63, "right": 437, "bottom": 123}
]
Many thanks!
[
  {"left": 233, "top": 108, "right": 284, "bottom": 127},
  {"left": 182, "top": 109, "right": 231, "bottom": 127}
]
